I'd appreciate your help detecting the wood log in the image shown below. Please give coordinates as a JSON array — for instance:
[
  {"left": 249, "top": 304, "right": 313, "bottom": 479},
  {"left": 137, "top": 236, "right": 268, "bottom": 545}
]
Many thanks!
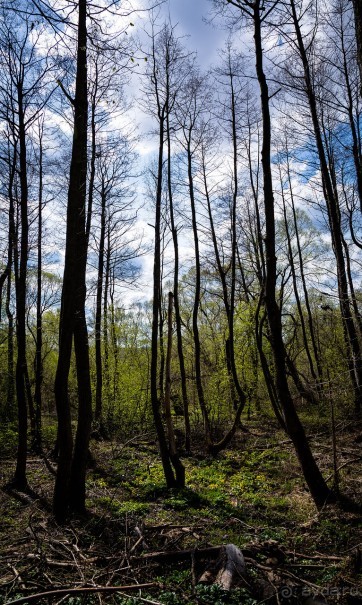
[{"left": 199, "top": 544, "right": 246, "bottom": 590}]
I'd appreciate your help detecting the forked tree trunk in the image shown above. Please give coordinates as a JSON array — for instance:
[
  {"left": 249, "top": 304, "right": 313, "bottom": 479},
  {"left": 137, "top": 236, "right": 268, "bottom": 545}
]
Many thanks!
[
  {"left": 54, "top": 0, "right": 92, "bottom": 520},
  {"left": 149, "top": 27, "right": 186, "bottom": 488}
]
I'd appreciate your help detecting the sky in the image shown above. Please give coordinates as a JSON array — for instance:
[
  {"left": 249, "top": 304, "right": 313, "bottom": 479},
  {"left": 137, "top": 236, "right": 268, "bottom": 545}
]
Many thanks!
[
  {"left": 121, "top": 0, "right": 229, "bottom": 305},
  {"left": 166, "top": 0, "right": 225, "bottom": 68}
]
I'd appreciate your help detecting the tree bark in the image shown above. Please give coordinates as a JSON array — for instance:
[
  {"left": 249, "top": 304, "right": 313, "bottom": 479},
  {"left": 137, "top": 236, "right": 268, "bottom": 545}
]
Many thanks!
[
  {"left": 351, "top": 0, "right": 362, "bottom": 98},
  {"left": 33, "top": 120, "right": 44, "bottom": 454},
  {"left": 252, "top": 0, "right": 332, "bottom": 507},
  {"left": 166, "top": 112, "right": 191, "bottom": 452},
  {"left": 187, "top": 138, "right": 212, "bottom": 448},
  {"left": 150, "top": 104, "right": 178, "bottom": 487},
  {"left": 13, "top": 79, "right": 29, "bottom": 490},
  {"left": 54, "top": 0, "right": 92, "bottom": 520},
  {"left": 164, "top": 292, "right": 185, "bottom": 486}
]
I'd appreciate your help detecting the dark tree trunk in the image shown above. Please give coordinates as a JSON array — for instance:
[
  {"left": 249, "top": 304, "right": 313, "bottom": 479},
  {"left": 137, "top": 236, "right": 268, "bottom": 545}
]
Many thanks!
[
  {"left": 110, "top": 272, "right": 119, "bottom": 407},
  {"left": 280, "top": 180, "right": 320, "bottom": 392},
  {"left": 151, "top": 107, "right": 178, "bottom": 487},
  {"left": 166, "top": 115, "right": 191, "bottom": 452},
  {"left": 86, "top": 67, "right": 97, "bottom": 244},
  {"left": 226, "top": 61, "right": 247, "bottom": 421},
  {"left": 158, "top": 267, "right": 165, "bottom": 407},
  {"left": 351, "top": 0, "right": 362, "bottom": 98},
  {"left": 339, "top": 15, "right": 362, "bottom": 210},
  {"left": 187, "top": 139, "right": 212, "bottom": 448},
  {"left": 164, "top": 292, "right": 185, "bottom": 486},
  {"left": 103, "top": 231, "right": 111, "bottom": 427},
  {"left": 342, "top": 235, "right": 362, "bottom": 338},
  {"left": 33, "top": 121, "right": 44, "bottom": 454},
  {"left": 201, "top": 147, "right": 246, "bottom": 455},
  {"left": 4, "top": 141, "right": 17, "bottom": 421},
  {"left": 253, "top": 0, "right": 332, "bottom": 508},
  {"left": 54, "top": 0, "right": 92, "bottom": 520},
  {"left": 13, "top": 81, "right": 29, "bottom": 490}
]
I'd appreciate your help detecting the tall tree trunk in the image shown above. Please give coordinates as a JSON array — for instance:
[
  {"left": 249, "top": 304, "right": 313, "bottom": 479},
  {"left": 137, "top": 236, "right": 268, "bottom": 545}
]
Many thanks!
[
  {"left": 338, "top": 11, "right": 362, "bottom": 210},
  {"left": 201, "top": 148, "right": 246, "bottom": 455},
  {"left": 290, "top": 0, "right": 362, "bottom": 413},
  {"left": 164, "top": 292, "right": 185, "bottom": 486},
  {"left": 226, "top": 61, "right": 247, "bottom": 424},
  {"left": 103, "top": 230, "right": 111, "bottom": 428},
  {"left": 94, "top": 180, "right": 106, "bottom": 427},
  {"left": 54, "top": 0, "right": 92, "bottom": 520},
  {"left": 166, "top": 115, "right": 191, "bottom": 451},
  {"left": 187, "top": 138, "right": 212, "bottom": 448},
  {"left": 4, "top": 139, "right": 17, "bottom": 421},
  {"left": 13, "top": 81, "right": 29, "bottom": 490},
  {"left": 151, "top": 107, "right": 178, "bottom": 487},
  {"left": 280, "top": 170, "right": 320, "bottom": 392},
  {"left": 86, "top": 64, "right": 97, "bottom": 244},
  {"left": 33, "top": 120, "right": 44, "bottom": 453},
  {"left": 253, "top": 0, "right": 332, "bottom": 507},
  {"left": 110, "top": 271, "right": 119, "bottom": 409},
  {"left": 351, "top": 0, "right": 362, "bottom": 98}
]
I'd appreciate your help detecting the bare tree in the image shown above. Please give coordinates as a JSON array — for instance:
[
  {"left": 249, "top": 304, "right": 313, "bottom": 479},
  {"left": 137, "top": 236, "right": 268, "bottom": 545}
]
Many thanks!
[
  {"left": 143, "top": 21, "right": 186, "bottom": 487},
  {"left": 220, "top": 0, "right": 333, "bottom": 507}
]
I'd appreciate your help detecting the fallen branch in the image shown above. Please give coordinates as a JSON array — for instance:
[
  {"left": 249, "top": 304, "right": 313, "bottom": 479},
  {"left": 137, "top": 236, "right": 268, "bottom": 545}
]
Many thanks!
[
  {"left": 325, "top": 457, "right": 362, "bottom": 482},
  {"left": 287, "top": 551, "right": 344, "bottom": 562},
  {"left": 134, "top": 545, "right": 222, "bottom": 563},
  {"left": 4, "top": 582, "right": 158, "bottom": 605}
]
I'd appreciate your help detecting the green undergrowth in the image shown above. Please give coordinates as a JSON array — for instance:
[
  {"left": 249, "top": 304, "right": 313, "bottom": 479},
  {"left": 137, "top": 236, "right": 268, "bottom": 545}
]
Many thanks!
[
  {"left": 89, "top": 433, "right": 306, "bottom": 544},
  {"left": 1, "top": 419, "right": 362, "bottom": 605},
  {"left": 31, "top": 584, "right": 258, "bottom": 605},
  {"left": 86, "top": 419, "right": 362, "bottom": 559},
  {"left": 108, "top": 446, "right": 292, "bottom": 512}
]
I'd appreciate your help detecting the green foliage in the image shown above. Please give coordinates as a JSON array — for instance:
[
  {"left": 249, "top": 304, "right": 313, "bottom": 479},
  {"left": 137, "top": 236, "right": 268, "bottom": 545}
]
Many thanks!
[
  {"left": 96, "top": 495, "right": 150, "bottom": 516},
  {"left": 0, "top": 424, "right": 18, "bottom": 457},
  {"left": 193, "top": 584, "right": 258, "bottom": 605}
]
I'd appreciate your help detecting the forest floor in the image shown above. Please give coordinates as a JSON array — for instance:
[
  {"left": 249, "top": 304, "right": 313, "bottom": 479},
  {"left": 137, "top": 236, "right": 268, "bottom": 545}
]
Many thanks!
[{"left": 0, "top": 415, "right": 362, "bottom": 605}]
